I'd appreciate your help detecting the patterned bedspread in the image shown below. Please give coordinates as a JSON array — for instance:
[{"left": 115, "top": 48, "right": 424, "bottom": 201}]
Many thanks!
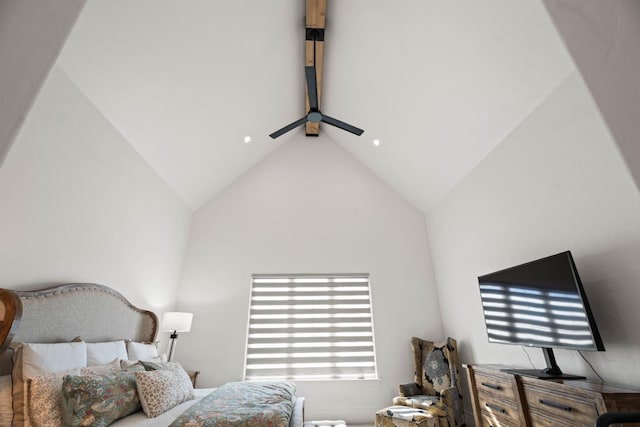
[{"left": 169, "top": 381, "right": 296, "bottom": 427}]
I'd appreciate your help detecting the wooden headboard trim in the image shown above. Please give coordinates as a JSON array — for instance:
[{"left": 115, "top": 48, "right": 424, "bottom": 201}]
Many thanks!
[
  {"left": 0, "top": 283, "right": 158, "bottom": 352},
  {"left": 0, "top": 289, "right": 22, "bottom": 353}
]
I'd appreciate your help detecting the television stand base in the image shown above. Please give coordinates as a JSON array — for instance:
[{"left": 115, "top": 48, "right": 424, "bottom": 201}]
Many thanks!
[{"left": 500, "top": 368, "right": 585, "bottom": 380}]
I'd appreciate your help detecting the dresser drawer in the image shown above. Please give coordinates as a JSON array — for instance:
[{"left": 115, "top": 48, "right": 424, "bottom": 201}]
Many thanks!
[
  {"left": 523, "top": 384, "right": 598, "bottom": 426},
  {"left": 477, "top": 392, "right": 521, "bottom": 423},
  {"left": 479, "top": 411, "right": 518, "bottom": 427},
  {"left": 474, "top": 371, "right": 518, "bottom": 403},
  {"left": 528, "top": 410, "right": 586, "bottom": 427}
]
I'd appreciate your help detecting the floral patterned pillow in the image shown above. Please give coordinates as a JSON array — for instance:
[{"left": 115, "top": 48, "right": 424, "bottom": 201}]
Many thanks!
[
  {"left": 135, "top": 369, "right": 194, "bottom": 418},
  {"left": 61, "top": 371, "right": 141, "bottom": 426},
  {"left": 79, "top": 357, "right": 121, "bottom": 376},
  {"left": 26, "top": 359, "right": 122, "bottom": 427},
  {"left": 139, "top": 360, "right": 183, "bottom": 372},
  {"left": 120, "top": 360, "right": 146, "bottom": 371},
  {"left": 27, "top": 367, "right": 81, "bottom": 427}
]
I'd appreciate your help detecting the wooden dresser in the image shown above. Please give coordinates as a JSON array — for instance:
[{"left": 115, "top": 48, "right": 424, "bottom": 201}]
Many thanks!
[{"left": 465, "top": 364, "right": 640, "bottom": 427}]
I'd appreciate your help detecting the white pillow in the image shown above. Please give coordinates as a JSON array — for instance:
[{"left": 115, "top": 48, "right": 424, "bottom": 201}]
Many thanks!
[
  {"left": 21, "top": 342, "right": 87, "bottom": 379},
  {"left": 127, "top": 341, "right": 159, "bottom": 361},
  {"left": 86, "top": 340, "right": 128, "bottom": 366},
  {"left": 0, "top": 375, "right": 12, "bottom": 426}
]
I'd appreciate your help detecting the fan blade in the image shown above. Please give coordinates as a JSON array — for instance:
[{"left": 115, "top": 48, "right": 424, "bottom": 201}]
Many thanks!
[
  {"left": 320, "top": 114, "right": 364, "bottom": 136},
  {"left": 305, "top": 66, "right": 319, "bottom": 111},
  {"left": 269, "top": 116, "right": 308, "bottom": 139}
]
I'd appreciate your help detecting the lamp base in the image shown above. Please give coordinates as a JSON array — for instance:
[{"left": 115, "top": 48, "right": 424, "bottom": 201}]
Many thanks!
[{"left": 167, "top": 331, "right": 179, "bottom": 362}]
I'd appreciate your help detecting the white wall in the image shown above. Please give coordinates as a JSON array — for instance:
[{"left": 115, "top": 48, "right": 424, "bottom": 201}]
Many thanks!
[
  {"left": 0, "top": 66, "right": 192, "bottom": 313},
  {"left": 427, "top": 71, "right": 640, "bottom": 389},
  {"left": 175, "top": 136, "right": 442, "bottom": 423},
  {"left": 0, "top": 0, "right": 85, "bottom": 167},
  {"left": 543, "top": 0, "right": 640, "bottom": 191}
]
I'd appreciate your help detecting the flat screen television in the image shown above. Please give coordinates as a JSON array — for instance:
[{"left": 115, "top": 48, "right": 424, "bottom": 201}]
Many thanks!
[{"left": 477, "top": 250, "right": 605, "bottom": 379}]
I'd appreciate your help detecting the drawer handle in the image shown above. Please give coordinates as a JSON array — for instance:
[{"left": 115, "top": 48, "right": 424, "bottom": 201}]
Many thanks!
[
  {"left": 485, "top": 403, "right": 506, "bottom": 414},
  {"left": 481, "top": 382, "right": 502, "bottom": 390},
  {"left": 539, "top": 399, "right": 572, "bottom": 412}
]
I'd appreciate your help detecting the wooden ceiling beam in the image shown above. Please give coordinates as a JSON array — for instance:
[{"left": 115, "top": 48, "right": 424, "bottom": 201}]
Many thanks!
[{"left": 305, "top": 0, "right": 326, "bottom": 136}]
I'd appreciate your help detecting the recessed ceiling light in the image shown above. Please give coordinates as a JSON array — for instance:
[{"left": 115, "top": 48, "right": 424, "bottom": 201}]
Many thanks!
[
  {"left": 373, "top": 139, "right": 381, "bottom": 146},
  {"left": 243, "top": 136, "right": 252, "bottom": 143}
]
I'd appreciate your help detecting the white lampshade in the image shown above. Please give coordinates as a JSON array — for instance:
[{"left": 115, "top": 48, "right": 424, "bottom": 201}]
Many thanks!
[{"left": 161, "top": 312, "right": 193, "bottom": 333}]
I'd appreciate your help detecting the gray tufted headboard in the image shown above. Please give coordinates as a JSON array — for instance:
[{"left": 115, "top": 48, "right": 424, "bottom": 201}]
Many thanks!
[{"left": 0, "top": 283, "right": 158, "bottom": 375}]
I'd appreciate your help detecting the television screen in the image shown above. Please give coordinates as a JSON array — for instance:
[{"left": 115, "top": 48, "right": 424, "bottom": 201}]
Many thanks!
[{"left": 478, "top": 251, "right": 604, "bottom": 352}]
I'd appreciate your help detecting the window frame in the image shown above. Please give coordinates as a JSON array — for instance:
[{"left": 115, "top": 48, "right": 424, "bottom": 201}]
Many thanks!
[{"left": 243, "top": 273, "right": 378, "bottom": 381}]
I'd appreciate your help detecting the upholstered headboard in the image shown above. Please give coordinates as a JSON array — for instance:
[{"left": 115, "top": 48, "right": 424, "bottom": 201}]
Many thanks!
[{"left": 0, "top": 283, "right": 158, "bottom": 375}]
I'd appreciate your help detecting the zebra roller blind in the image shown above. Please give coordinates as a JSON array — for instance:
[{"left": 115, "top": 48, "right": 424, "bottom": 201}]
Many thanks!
[{"left": 244, "top": 274, "right": 378, "bottom": 380}]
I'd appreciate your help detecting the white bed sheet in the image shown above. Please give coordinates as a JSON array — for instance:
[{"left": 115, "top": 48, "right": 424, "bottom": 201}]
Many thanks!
[{"left": 111, "top": 388, "right": 216, "bottom": 427}]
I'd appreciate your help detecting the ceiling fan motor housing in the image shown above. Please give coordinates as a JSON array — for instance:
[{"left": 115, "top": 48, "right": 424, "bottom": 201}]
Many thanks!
[{"left": 307, "top": 111, "right": 322, "bottom": 123}]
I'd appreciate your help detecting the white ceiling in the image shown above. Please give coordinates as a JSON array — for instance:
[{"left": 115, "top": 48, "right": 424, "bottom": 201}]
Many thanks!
[{"left": 56, "top": 0, "right": 575, "bottom": 212}]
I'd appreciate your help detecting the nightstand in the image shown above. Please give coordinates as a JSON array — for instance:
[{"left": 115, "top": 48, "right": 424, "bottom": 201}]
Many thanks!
[{"left": 186, "top": 370, "right": 200, "bottom": 388}]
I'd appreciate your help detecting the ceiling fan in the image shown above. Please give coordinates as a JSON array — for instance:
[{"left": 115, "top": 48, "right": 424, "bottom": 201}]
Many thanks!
[
  {"left": 269, "top": 0, "right": 364, "bottom": 139},
  {"left": 269, "top": 66, "right": 364, "bottom": 139}
]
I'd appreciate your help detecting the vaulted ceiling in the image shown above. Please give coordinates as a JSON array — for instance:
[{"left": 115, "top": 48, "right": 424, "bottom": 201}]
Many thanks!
[{"left": 38, "top": 1, "right": 581, "bottom": 211}]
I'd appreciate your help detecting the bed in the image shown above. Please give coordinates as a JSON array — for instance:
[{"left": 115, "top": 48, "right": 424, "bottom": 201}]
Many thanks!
[{"left": 0, "top": 283, "right": 304, "bottom": 427}]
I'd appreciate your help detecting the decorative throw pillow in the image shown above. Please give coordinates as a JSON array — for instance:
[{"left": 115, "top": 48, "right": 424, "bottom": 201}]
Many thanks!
[
  {"left": 139, "top": 360, "right": 183, "bottom": 372},
  {"left": 135, "top": 369, "right": 194, "bottom": 418},
  {"left": 80, "top": 357, "right": 121, "bottom": 376},
  {"left": 86, "top": 341, "right": 128, "bottom": 366},
  {"left": 61, "top": 372, "right": 141, "bottom": 426},
  {"left": 11, "top": 342, "right": 88, "bottom": 427},
  {"left": 120, "top": 360, "right": 146, "bottom": 371},
  {"left": 27, "top": 368, "right": 81, "bottom": 427}
]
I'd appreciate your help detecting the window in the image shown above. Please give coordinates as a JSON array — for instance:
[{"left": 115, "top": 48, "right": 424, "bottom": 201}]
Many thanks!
[{"left": 244, "top": 274, "right": 377, "bottom": 381}]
